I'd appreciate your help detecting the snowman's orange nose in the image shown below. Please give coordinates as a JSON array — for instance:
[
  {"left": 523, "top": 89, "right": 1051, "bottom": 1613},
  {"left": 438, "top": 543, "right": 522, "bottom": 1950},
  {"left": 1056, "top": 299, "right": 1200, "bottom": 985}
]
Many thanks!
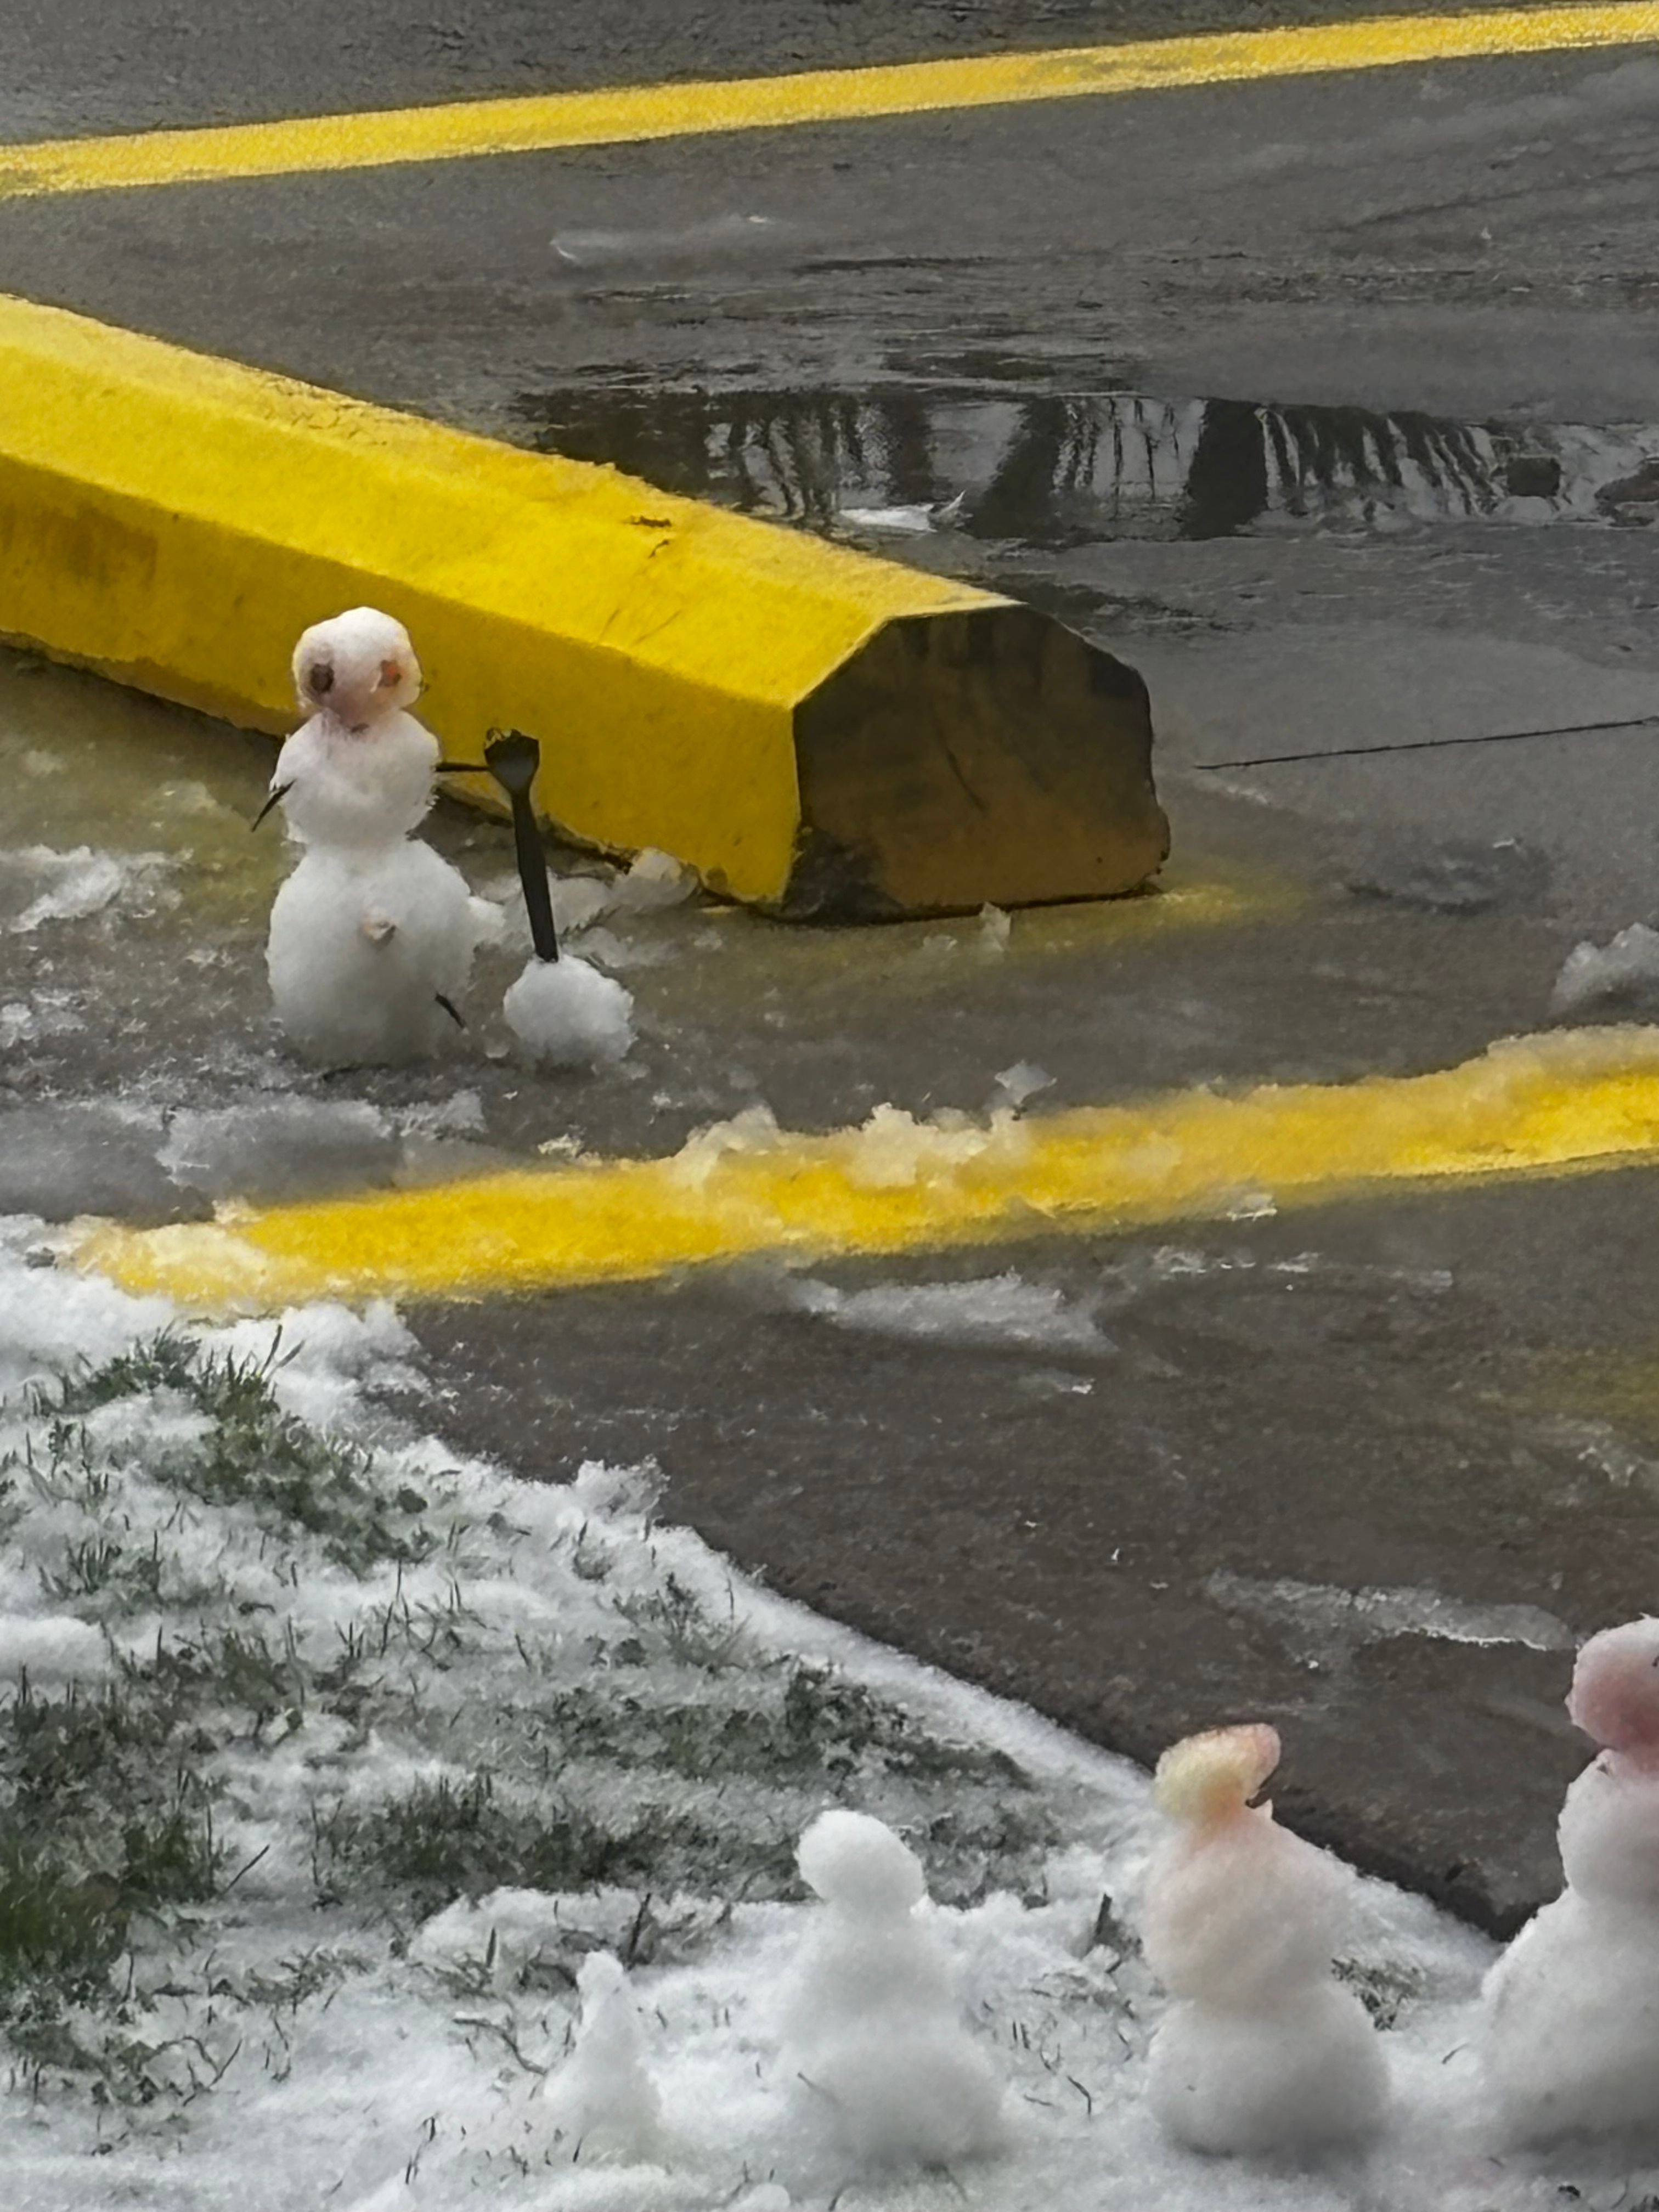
[{"left": 377, "top": 658, "right": 403, "bottom": 689}]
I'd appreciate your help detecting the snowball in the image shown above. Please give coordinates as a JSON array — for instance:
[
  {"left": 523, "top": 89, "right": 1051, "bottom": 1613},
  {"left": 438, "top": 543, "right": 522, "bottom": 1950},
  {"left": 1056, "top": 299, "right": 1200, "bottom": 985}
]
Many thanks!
[
  {"left": 1141, "top": 1724, "right": 1389, "bottom": 2155},
  {"left": 1482, "top": 1617, "right": 1659, "bottom": 2144},
  {"left": 784, "top": 1811, "right": 1008, "bottom": 2170},
  {"left": 1550, "top": 923, "right": 1659, "bottom": 1016},
  {"left": 539, "top": 1951, "right": 665, "bottom": 2165},
  {"left": 503, "top": 956, "right": 634, "bottom": 1069},
  {"left": 267, "top": 842, "right": 481, "bottom": 1065}
]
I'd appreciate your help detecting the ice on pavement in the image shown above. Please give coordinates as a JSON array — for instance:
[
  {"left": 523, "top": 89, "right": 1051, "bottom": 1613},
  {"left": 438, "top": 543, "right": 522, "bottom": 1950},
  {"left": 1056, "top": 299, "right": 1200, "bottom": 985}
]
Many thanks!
[
  {"left": 159, "top": 1098, "right": 400, "bottom": 1201},
  {"left": 0, "top": 843, "right": 172, "bottom": 932},
  {"left": 785, "top": 1269, "right": 1110, "bottom": 1355},
  {"left": 0, "top": 1223, "right": 1651, "bottom": 2210},
  {"left": 1207, "top": 1570, "right": 1575, "bottom": 1667}
]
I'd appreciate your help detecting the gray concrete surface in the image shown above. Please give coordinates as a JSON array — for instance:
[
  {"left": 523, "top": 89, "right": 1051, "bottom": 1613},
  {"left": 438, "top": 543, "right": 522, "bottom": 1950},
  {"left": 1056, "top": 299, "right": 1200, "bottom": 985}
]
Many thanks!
[{"left": 3, "top": 8, "right": 1659, "bottom": 1930}]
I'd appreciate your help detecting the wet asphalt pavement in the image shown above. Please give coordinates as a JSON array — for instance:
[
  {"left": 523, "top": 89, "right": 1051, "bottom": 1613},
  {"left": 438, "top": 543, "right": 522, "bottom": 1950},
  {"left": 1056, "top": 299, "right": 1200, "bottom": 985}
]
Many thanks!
[{"left": 3, "top": 1, "right": 1659, "bottom": 1931}]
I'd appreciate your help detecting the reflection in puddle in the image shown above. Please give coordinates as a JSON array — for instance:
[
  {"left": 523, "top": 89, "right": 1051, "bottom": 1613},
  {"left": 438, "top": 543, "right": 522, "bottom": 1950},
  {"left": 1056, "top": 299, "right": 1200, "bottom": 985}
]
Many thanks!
[{"left": 519, "top": 385, "right": 1659, "bottom": 545}]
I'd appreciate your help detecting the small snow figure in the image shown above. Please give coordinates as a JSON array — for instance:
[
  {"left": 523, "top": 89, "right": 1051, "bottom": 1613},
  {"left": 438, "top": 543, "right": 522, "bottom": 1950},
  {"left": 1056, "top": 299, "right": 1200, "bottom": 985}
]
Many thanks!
[
  {"left": 782, "top": 1809, "right": 1009, "bottom": 2170},
  {"left": 539, "top": 1951, "right": 666, "bottom": 2164},
  {"left": 484, "top": 730, "right": 634, "bottom": 1069},
  {"left": 262, "top": 609, "right": 490, "bottom": 1064},
  {"left": 1140, "top": 1723, "right": 1389, "bottom": 2158},
  {"left": 1480, "top": 1617, "right": 1659, "bottom": 2147}
]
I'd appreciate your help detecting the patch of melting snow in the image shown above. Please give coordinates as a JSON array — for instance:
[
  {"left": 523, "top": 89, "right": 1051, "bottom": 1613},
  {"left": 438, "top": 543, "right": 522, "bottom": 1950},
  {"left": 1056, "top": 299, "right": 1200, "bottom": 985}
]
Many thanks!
[
  {"left": 1550, "top": 924, "right": 1659, "bottom": 1018},
  {"left": 0, "top": 844, "right": 172, "bottom": 933},
  {"left": 394, "top": 1090, "right": 487, "bottom": 1140},
  {"left": 1207, "top": 1570, "right": 1575, "bottom": 1667},
  {"left": 0, "top": 1222, "right": 1643, "bottom": 2209},
  {"left": 0, "top": 992, "right": 84, "bottom": 1047},
  {"left": 784, "top": 1269, "right": 1111, "bottom": 1355}
]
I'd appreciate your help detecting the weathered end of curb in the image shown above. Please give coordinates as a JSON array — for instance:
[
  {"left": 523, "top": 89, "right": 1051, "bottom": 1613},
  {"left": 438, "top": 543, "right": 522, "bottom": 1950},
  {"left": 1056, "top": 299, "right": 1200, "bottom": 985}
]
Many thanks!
[{"left": 0, "top": 294, "right": 1167, "bottom": 917}]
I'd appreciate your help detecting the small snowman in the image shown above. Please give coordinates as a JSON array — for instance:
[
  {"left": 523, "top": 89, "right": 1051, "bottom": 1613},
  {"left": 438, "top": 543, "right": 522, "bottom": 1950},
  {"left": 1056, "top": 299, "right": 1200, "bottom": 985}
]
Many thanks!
[
  {"left": 781, "top": 1809, "right": 1008, "bottom": 2170},
  {"left": 1139, "top": 1723, "right": 1390, "bottom": 2157},
  {"left": 263, "top": 608, "right": 493, "bottom": 1064},
  {"left": 483, "top": 730, "right": 635, "bottom": 1069},
  {"left": 539, "top": 1950, "right": 666, "bottom": 2164},
  {"left": 1480, "top": 1616, "right": 1659, "bottom": 2147}
]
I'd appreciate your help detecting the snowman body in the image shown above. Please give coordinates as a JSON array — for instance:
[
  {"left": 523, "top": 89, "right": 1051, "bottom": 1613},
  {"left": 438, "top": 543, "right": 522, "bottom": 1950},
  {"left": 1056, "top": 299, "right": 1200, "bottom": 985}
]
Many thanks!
[
  {"left": 268, "top": 842, "right": 477, "bottom": 1066},
  {"left": 1481, "top": 1618, "right": 1659, "bottom": 2146},
  {"left": 1144, "top": 1804, "right": 1388, "bottom": 2155}
]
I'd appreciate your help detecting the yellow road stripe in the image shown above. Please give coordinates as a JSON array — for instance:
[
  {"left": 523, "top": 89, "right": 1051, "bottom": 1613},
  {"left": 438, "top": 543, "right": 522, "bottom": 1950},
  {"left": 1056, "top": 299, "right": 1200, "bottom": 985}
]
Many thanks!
[
  {"left": 76, "top": 1027, "right": 1659, "bottom": 1315},
  {"left": 2, "top": 7, "right": 1655, "bottom": 198}
]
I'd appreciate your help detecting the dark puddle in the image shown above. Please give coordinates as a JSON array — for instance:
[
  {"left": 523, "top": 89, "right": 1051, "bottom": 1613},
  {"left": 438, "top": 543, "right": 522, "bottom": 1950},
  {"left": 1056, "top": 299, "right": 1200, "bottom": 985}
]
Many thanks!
[{"left": 517, "top": 382, "right": 1659, "bottom": 547}]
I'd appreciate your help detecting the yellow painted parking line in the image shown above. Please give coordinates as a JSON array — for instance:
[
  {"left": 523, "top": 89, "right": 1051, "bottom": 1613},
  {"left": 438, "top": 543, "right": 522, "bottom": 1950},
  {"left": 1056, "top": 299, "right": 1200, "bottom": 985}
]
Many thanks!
[
  {"left": 76, "top": 1026, "right": 1659, "bottom": 1316},
  {"left": 0, "top": 292, "right": 1166, "bottom": 916},
  {"left": 2, "top": 7, "right": 1655, "bottom": 199}
]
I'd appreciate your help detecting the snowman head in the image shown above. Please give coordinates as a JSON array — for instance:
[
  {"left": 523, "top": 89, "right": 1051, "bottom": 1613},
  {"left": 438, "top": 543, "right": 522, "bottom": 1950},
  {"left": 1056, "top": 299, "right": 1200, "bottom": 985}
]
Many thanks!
[
  {"left": 292, "top": 607, "right": 422, "bottom": 730},
  {"left": 1154, "top": 1723, "right": 1281, "bottom": 1829},
  {"left": 1568, "top": 1618, "right": 1659, "bottom": 1765},
  {"left": 797, "top": 1809, "right": 927, "bottom": 1917}
]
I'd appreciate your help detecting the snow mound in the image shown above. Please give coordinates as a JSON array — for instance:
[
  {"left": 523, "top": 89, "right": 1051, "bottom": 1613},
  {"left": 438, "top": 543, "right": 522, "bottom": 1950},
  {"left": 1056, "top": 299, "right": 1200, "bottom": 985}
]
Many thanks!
[
  {"left": 1551, "top": 924, "right": 1659, "bottom": 1017},
  {"left": 539, "top": 1953, "right": 667, "bottom": 2165}
]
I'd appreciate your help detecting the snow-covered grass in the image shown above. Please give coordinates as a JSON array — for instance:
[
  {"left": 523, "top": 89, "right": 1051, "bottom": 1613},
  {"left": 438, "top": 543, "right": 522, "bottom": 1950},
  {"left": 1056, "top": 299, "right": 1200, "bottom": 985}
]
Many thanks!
[{"left": 0, "top": 1220, "right": 1652, "bottom": 2210}]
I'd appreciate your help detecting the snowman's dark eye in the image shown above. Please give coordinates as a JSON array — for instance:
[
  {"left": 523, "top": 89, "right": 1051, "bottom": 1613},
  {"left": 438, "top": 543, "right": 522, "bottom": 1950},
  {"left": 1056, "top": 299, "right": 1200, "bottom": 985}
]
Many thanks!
[{"left": 308, "top": 662, "right": 335, "bottom": 696}]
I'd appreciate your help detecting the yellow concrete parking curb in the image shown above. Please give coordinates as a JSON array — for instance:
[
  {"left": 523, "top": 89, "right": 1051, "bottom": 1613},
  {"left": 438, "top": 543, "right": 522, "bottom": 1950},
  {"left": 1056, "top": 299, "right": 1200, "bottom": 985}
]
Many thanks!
[
  {"left": 1, "top": 7, "right": 1655, "bottom": 196},
  {"left": 75, "top": 1027, "right": 1659, "bottom": 1316},
  {"left": 0, "top": 294, "right": 1167, "bottom": 917}
]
